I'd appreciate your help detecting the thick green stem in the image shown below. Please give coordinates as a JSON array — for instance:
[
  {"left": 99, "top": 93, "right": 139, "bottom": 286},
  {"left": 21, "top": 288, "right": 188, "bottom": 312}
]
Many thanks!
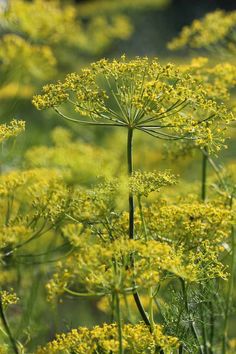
[
  {"left": 115, "top": 293, "right": 123, "bottom": 354},
  {"left": 222, "top": 197, "right": 235, "bottom": 354},
  {"left": 126, "top": 128, "right": 151, "bottom": 329},
  {"left": 127, "top": 128, "right": 134, "bottom": 240},
  {"left": 0, "top": 297, "right": 19, "bottom": 354}
]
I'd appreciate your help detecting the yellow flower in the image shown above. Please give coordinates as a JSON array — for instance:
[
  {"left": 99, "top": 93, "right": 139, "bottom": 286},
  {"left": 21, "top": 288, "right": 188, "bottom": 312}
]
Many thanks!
[
  {"left": 33, "top": 56, "right": 233, "bottom": 153},
  {"left": 168, "top": 9, "right": 236, "bottom": 53},
  {"left": 36, "top": 322, "right": 179, "bottom": 354},
  {"left": 0, "top": 119, "right": 25, "bottom": 143},
  {"left": 0, "top": 290, "right": 19, "bottom": 307}
]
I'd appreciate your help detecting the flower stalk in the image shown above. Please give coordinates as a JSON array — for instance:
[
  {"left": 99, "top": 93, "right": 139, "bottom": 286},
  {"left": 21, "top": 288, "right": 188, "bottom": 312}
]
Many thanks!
[
  {"left": 201, "top": 147, "right": 208, "bottom": 202},
  {"left": 127, "top": 127, "right": 152, "bottom": 328},
  {"left": 199, "top": 147, "right": 210, "bottom": 353},
  {"left": 0, "top": 296, "right": 19, "bottom": 354},
  {"left": 115, "top": 292, "right": 124, "bottom": 354}
]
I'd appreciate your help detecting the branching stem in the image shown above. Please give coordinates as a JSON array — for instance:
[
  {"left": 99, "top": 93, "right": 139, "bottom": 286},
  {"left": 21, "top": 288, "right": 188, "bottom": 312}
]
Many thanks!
[{"left": 0, "top": 296, "right": 19, "bottom": 354}]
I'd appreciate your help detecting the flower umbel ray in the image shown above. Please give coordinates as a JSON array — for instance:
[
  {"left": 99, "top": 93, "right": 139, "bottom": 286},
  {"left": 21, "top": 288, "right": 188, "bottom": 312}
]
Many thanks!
[{"left": 32, "top": 55, "right": 232, "bottom": 152}]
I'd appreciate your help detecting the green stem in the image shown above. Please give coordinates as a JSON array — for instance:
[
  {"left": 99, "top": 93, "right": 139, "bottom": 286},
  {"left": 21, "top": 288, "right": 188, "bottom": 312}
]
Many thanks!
[
  {"left": 64, "top": 288, "right": 106, "bottom": 297},
  {"left": 111, "top": 293, "right": 115, "bottom": 323},
  {"left": 5, "top": 194, "right": 13, "bottom": 226},
  {"left": 222, "top": 197, "right": 235, "bottom": 354},
  {"left": 137, "top": 196, "right": 156, "bottom": 331},
  {"left": 137, "top": 195, "right": 147, "bottom": 242},
  {"left": 137, "top": 195, "right": 154, "bottom": 330},
  {"left": 200, "top": 148, "right": 210, "bottom": 353},
  {"left": 127, "top": 128, "right": 134, "bottom": 240},
  {"left": 126, "top": 128, "right": 151, "bottom": 329},
  {"left": 201, "top": 147, "right": 208, "bottom": 202},
  {"left": 115, "top": 293, "right": 123, "bottom": 354},
  {"left": 0, "top": 297, "right": 19, "bottom": 354},
  {"left": 148, "top": 287, "right": 155, "bottom": 332}
]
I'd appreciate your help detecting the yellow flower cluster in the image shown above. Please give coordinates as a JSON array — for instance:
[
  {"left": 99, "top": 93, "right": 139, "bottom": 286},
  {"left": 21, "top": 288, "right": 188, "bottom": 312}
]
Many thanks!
[
  {"left": 180, "top": 57, "right": 236, "bottom": 101},
  {"left": 0, "top": 168, "right": 72, "bottom": 251},
  {"left": 130, "top": 170, "right": 177, "bottom": 197},
  {"left": 46, "top": 237, "right": 197, "bottom": 300},
  {"left": 29, "top": 178, "right": 71, "bottom": 223},
  {"left": 3, "top": 0, "right": 79, "bottom": 44},
  {"left": 0, "top": 290, "right": 19, "bottom": 307},
  {"left": 0, "top": 83, "right": 34, "bottom": 100},
  {"left": 0, "top": 0, "right": 129, "bottom": 90},
  {"left": 1, "top": 0, "right": 163, "bottom": 62},
  {"left": 188, "top": 240, "right": 228, "bottom": 280},
  {"left": 25, "top": 127, "right": 121, "bottom": 186},
  {"left": 0, "top": 34, "right": 56, "bottom": 80},
  {"left": 164, "top": 57, "right": 236, "bottom": 158},
  {"left": 140, "top": 199, "right": 232, "bottom": 278},
  {"left": 0, "top": 119, "right": 25, "bottom": 143},
  {"left": 0, "top": 1, "right": 72, "bottom": 88},
  {"left": 66, "top": 175, "right": 178, "bottom": 241},
  {"left": 0, "top": 225, "right": 31, "bottom": 249},
  {"left": 33, "top": 56, "right": 233, "bottom": 153},
  {"left": 36, "top": 322, "right": 179, "bottom": 354},
  {"left": 2, "top": 0, "right": 132, "bottom": 52},
  {"left": 146, "top": 200, "right": 232, "bottom": 247},
  {"left": 0, "top": 168, "right": 58, "bottom": 196},
  {"left": 68, "top": 183, "right": 118, "bottom": 227},
  {"left": 168, "top": 10, "right": 236, "bottom": 52}
]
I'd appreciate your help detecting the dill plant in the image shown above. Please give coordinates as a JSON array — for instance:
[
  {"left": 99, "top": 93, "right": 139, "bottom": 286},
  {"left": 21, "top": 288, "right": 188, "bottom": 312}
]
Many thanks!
[
  {"left": 0, "top": 166, "right": 75, "bottom": 353},
  {"left": 169, "top": 17, "right": 236, "bottom": 351},
  {"left": 0, "top": 120, "right": 78, "bottom": 353},
  {"left": 0, "top": 120, "right": 24, "bottom": 354},
  {"left": 0, "top": 0, "right": 169, "bottom": 102},
  {"left": 31, "top": 55, "right": 235, "bottom": 353},
  {"left": 168, "top": 10, "right": 236, "bottom": 54}
]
